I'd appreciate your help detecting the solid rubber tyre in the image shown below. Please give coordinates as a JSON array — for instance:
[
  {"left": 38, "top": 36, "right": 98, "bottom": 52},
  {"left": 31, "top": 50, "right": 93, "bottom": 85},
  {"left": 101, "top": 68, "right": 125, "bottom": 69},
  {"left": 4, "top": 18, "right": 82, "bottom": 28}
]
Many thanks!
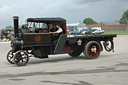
[{"left": 83, "top": 41, "right": 101, "bottom": 59}]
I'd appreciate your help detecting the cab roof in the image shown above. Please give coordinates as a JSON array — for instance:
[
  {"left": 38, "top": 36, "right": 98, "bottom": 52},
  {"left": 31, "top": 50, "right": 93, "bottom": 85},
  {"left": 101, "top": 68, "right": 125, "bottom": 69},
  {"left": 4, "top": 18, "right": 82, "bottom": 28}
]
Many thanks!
[{"left": 27, "top": 17, "right": 66, "bottom": 23}]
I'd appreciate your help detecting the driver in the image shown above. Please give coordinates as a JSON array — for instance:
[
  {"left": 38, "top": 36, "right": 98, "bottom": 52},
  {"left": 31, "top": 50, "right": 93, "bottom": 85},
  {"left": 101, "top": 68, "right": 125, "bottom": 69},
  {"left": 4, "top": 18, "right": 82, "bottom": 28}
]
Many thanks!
[
  {"left": 49, "top": 24, "right": 63, "bottom": 41},
  {"left": 49, "top": 24, "right": 63, "bottom": 34}
]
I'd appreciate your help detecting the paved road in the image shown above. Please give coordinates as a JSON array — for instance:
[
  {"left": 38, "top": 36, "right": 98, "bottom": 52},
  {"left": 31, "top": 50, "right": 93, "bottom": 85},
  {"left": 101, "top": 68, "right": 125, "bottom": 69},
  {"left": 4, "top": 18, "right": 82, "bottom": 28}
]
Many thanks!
[{"left": 0, "top": 35, "right": 128, "bottom": 85}]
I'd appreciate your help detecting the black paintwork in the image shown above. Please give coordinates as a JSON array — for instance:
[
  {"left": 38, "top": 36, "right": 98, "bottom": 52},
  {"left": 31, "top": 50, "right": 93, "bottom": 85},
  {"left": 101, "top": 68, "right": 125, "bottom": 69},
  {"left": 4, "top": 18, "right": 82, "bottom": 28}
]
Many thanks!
[
  {"left": 54, "top": 34, "right": 67, "bottom": 54},
  {"left": 12, "top": 16, "right": 117, "bottom": 56},
  {"left": 27, "top": 18, "right": 66, "bottom": 23}
]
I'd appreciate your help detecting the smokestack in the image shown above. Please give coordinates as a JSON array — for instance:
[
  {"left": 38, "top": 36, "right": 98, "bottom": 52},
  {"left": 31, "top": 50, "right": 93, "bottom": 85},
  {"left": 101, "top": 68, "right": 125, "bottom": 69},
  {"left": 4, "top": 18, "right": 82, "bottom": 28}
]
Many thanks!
[{"left": 13, "top": 16, "right": 19, "bottom": 38}]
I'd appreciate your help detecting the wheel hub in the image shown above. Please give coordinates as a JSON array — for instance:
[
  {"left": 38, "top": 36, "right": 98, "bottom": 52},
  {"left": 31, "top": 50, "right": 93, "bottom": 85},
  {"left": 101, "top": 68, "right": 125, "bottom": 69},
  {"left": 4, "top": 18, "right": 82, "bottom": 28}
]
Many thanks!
[{"left": 91, "top": 46, "right": 96, "bottom": 52}]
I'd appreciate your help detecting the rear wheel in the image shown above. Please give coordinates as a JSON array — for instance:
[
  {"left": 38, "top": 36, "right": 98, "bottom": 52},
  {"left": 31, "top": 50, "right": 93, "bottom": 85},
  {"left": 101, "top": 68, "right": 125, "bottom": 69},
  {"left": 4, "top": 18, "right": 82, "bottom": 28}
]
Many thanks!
[
  {"left": 83, "top": 41, "right": 101, "bottom": 59},
  {"left": 68, "top": 44, "right": 82, "bottom": 57}
]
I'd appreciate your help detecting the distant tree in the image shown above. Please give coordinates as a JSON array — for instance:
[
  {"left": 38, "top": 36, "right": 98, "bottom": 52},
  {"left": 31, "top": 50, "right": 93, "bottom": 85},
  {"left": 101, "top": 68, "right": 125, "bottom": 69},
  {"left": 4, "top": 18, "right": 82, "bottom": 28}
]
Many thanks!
[
  {"left": 4, "top": 25, "right": 13, "bottom": 30},
  {"left": 83, "top": 17, "right": 97, "bottom": 25},
  {"left": 119, "top": 10, "right": 128, "bottom": 24}
]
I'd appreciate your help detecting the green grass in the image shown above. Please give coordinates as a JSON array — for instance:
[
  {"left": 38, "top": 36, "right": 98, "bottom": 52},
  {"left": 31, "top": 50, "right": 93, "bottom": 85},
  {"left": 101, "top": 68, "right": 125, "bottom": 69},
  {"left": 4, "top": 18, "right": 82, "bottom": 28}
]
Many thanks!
[{"left": 104, "top": 31, "right": 128, "bottom": 35}]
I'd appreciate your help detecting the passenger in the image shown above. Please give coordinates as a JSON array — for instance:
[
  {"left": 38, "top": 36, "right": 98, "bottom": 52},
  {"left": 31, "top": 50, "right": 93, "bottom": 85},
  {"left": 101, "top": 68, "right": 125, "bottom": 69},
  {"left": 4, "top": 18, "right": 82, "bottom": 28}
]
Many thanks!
[{"left": 49, "top": 24, "right": 63, "bottom": 41}]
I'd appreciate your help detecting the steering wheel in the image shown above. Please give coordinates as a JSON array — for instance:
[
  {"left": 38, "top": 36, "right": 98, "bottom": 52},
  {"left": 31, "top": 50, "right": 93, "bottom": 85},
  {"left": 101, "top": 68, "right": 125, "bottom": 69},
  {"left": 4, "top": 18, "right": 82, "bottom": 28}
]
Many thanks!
[{"left": 29, "top": 27, "right": 35, "bottom": 32}]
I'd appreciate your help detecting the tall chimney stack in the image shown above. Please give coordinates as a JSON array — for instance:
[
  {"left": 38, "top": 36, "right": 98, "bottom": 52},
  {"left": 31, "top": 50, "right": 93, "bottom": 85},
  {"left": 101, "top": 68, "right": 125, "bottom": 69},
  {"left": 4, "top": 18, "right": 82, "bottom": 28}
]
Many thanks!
[{"left": 13, "top": 16, "right": 19, "bottom": 38}]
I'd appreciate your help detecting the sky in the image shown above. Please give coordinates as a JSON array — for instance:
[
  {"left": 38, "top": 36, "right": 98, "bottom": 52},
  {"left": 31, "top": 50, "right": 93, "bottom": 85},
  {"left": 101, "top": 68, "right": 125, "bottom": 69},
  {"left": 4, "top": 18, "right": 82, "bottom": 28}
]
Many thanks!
[{"left": 0, "top": 0, "right": 128, "bottom": 29}]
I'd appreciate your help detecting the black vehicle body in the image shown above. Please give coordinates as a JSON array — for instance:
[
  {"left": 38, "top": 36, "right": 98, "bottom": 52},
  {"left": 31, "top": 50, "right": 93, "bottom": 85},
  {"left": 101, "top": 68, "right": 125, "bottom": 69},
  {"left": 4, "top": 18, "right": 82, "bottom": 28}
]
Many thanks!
[{"left": 7, "top": 16, "right": 117, "bottom": 66}]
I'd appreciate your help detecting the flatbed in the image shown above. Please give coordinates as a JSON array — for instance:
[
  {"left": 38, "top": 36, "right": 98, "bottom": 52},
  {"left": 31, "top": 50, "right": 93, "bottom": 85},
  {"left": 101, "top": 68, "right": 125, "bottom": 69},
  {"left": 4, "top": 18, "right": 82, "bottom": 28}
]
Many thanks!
[{"left": 67, "top": 34, "right": 116, "bottom": 38}]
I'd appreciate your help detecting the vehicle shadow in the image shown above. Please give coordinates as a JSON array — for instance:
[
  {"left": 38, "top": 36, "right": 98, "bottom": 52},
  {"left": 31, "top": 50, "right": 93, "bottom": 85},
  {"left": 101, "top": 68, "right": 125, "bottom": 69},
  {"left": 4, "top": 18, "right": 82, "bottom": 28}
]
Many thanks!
[
  {"left": 28, "top": 54, "right": 113, "bottom": 65},
  {"left": 28, "top": 55, "right": 89, "bottom": 65}
]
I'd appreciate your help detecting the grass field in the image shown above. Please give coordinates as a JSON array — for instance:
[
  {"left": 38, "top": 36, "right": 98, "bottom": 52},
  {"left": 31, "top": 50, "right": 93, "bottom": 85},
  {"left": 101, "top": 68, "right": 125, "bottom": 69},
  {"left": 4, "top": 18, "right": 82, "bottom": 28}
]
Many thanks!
[{"left": 104, "top": 31, "right": 128, "bottom": 35}]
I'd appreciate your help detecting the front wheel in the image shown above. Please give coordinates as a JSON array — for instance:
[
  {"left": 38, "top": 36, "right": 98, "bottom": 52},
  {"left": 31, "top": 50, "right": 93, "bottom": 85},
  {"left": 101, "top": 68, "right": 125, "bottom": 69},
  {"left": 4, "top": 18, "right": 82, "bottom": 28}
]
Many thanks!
[
  {"left": 13, "top": 50, "right": 29, "bottom": 66},
  {"left": 83, "top": 41, "right": 101, "bottom": 59}
]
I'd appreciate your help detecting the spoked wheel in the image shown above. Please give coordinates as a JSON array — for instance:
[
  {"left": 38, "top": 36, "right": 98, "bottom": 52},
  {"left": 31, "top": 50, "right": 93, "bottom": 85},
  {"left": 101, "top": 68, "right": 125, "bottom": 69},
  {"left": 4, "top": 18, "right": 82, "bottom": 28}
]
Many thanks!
[
  {"left": 13, "top": 50, "right": 29, "bottom": 66},
  {"left": 68, "top": 44, "right": 83, "bottom": 57},
  {"left": 7, "top": 50, "right": 15, "bottom": 64},
  {"left": 83, "top": 41, "right": 101, "bottom": 59}
]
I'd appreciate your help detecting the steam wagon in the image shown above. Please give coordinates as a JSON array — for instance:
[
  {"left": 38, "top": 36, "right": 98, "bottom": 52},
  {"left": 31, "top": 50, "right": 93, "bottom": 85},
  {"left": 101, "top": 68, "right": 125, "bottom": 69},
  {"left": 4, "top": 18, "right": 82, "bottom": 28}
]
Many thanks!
[{"left": 7, "top": 16, "right": 117, "bottom": 66}]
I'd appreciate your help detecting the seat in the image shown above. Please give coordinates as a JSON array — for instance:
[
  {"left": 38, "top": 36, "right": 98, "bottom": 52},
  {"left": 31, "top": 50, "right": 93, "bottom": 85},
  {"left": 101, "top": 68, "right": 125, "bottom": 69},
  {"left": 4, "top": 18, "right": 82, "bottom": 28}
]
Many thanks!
[{"left": 40, "top": 28, "right": 49, "bottom": 33}]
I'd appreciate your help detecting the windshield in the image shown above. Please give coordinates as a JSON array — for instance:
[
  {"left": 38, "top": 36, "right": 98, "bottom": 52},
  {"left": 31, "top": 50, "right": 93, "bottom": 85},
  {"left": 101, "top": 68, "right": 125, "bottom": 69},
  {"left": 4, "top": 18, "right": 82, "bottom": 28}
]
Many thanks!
[{"left": 27, "top": 22, "right": 48, "bottom": 28}]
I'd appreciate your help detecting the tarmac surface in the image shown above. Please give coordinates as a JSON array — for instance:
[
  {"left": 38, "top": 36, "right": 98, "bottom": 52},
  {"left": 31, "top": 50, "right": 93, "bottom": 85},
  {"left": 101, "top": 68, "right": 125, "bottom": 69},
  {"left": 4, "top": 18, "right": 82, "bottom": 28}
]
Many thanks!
[{"left": 0, "top": 35, "right": 128, "bottom": 85}]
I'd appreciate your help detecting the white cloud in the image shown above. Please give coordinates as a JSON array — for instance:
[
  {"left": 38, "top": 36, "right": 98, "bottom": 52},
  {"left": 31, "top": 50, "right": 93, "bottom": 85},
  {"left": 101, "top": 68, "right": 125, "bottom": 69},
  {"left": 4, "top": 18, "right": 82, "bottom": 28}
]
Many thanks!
[
  {"left": 0, "top": 5, "right": 16, "bottom": 29},
  {"left": 0, "top": 5, "right": 9, "bottom": 19}
]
